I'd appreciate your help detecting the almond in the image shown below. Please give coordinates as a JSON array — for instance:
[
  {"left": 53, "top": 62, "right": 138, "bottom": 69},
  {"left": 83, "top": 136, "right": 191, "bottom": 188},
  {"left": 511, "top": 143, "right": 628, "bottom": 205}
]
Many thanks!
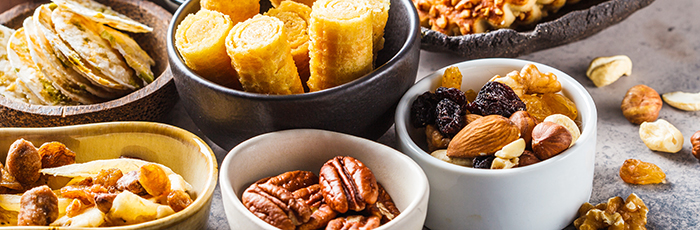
[{"left": 446, "top": 115, "right": 521, "bottom": 158}]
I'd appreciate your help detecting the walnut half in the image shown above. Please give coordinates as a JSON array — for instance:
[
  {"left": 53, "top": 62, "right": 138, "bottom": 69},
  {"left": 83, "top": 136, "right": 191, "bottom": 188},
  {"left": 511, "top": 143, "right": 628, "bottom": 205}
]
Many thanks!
[{"left": 573, "top": 193, "right": 648, "bottom": 230}]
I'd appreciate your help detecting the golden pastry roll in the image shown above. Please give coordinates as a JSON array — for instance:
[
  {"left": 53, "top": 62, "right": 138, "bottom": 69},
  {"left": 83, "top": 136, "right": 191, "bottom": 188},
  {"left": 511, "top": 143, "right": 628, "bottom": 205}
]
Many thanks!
[
  {"left": 270, "top": 0, "right": 317, "bottom": 8},
  {"left": 367, "top": 0, "right": 390, "bottom": 56},
  {"left": 265, "top": 1, "right": 312, "bottom": 90},
  {"left": 307, "top": 0, "right": 373, "bottom": 92},
  {"left": 201, "top": 0, "right": 258, "bottom": 24},
  {"left": 225, "top": 15, "right": 304, "bottom": 95},
  {"left": 175, "top": 9, "right": 240, "bottom": 89}
]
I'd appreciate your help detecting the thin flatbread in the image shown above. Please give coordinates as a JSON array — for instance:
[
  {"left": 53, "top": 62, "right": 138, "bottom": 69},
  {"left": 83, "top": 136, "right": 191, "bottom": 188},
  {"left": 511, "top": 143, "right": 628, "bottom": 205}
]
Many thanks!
[
  {"left": 0, "top": 25, "right": 38, "bottom": 104},
  {"left": 7, "top": 28, "right": 69, "bottom": 105},
  {"left": 98, "top": 24, "right": 155, "bottom": 83},
  {"left": 24, "top": 16, "right": 100, "bottom": 104},
  {"left": 52, "top": 8, "right": 141, "bottom": 90},
  {"left": 34, "top": 5, "right": 127, "bottom": 94},
  {"left": 52, "top": 0, "right": 153, "bottom": 33}
]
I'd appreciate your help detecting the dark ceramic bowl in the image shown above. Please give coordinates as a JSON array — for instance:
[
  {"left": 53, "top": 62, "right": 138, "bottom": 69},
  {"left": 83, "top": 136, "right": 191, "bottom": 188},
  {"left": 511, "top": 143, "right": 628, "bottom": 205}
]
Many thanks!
[
  {"left": 167, "top": 0, "right": 421, "bottom": 150},
  {"left": 0, "top": 0, "right": 176, "bottom": 127},
  {"left": 420, "top": 0, "right": 655, "bottom": 58}
]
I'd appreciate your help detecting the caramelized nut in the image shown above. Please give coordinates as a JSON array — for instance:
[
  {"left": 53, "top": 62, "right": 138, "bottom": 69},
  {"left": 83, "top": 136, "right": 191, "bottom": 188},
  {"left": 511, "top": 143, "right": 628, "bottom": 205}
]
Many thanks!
[{"left": 6, "top": 139, "right": 41, "bottom": 185}]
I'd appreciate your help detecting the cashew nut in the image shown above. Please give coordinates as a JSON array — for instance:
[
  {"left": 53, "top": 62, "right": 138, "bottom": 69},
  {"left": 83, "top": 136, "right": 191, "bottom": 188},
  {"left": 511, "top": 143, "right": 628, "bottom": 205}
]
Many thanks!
[
  {"left": 662, "top": 91, "right": 700, "bottom": 111},
  {"left": 586, "top": 55, "right": 632, "bottom": 87}
]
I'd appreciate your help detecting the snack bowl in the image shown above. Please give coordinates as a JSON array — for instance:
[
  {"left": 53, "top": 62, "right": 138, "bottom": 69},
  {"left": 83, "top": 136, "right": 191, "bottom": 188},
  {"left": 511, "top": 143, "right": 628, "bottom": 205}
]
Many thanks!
[
  {"left": 0, "top": 121, "right": 218, "bottom": 229},
  {"left": 419, "top": 0, "right": 655, "bottom": 58},
  {"left": 0, "top": 0, "right": 177, "bottom": 127},
  {"left": 395, "top": 58, "right": 597, "bottom": 230},
  {"left": 220, "top": 129, "right": 429, "bottom": 229},
  {"left": 167, "top": 0, "right": 421, "bottom": 150}
]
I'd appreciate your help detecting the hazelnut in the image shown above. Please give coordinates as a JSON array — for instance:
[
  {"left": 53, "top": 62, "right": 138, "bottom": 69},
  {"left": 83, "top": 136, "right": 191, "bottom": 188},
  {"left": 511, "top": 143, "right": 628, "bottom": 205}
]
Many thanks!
[
  {"left": 621, "top": 85, "right": 662, "bottom": 125},
  {"left": 509, "top": 111, "right": 538, "bottom": 149},
  {"left": 517, "top": 150, "right": 540, "bottom": 167},
  {"left": 543, "top": 114, "right": 581, "bottom": 147},
  {"left": 531, "top": 121, "right": 572, "bottom": 160},
  {"left": 691, "top": 131, "right": 700, "bottom": 160}
]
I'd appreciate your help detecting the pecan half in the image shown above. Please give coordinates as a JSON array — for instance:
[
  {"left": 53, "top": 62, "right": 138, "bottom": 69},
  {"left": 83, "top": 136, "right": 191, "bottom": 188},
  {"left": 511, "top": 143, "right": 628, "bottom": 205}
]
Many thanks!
[
  {"left": 293, "top": 184, "right": 324, "bottom": 208},
  {"left": 259, "top": 170, "right": 319, "bottom": 192},
  {"left": 319, "top": 156, "right": 378, "bottom": 213},
  {"left": 365, "top": 183, "right": 401, "bottom": 224},
  {"left": 297, "top": 204, "right": 337, "bottom": 230},
  {"left": 326, "top": 215, "right": 381, "bottom": 230},
  {"left": 242, "top": 183, "right": 311, "bottom": 230}
]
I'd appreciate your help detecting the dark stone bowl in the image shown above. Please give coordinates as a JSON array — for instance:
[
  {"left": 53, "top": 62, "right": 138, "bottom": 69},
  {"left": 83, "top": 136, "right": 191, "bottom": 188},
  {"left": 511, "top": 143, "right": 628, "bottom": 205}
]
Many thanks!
[
  {"left": 420, "top": 0, "right": 656, "bottom": 58},
  {"left": 0, "top": 0, "right": 176, "bottom": 127},
  {"left": 167, "top": 0, "right": 421, "bottom": 150}
]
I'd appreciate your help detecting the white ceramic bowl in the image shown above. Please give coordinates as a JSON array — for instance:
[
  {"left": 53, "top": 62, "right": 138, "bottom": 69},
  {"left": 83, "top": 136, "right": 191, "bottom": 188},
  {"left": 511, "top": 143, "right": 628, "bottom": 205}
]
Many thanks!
[
  {"left": 220, "top": 129, "right": 429, "bottom": 230},
  {"left": 395, "top": 58, "right": 597, "bottom": 230}
]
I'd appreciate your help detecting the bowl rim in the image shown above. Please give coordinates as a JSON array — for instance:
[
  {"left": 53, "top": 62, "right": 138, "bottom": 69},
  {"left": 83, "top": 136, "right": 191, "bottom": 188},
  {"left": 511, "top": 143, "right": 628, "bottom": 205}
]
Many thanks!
[
  {"left": 395, "top": 58, "right": 598, "bottom": 176},
  {"left": 219, "top": 128, "right": 430, "bottom": 229},
  {"left": 0, "top": 0, "right": 174, "bottom": 116},
  {"left": 0, "top": 121, "right": 219, "bottom": 229},
  {"left": 166, "top": 0, "right": 420, "bottom": 100}
]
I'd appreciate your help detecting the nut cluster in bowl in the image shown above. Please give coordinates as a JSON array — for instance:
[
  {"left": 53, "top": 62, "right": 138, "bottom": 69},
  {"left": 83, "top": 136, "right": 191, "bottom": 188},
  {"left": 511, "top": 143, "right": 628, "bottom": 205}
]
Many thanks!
[
  {"left": 410, "top": 63, "right": 581, "bottom": 169},
  {"left": 395, "top": 58, "right": 597, "bottom": 230},
  {"left": 220, "top": 129, "right": 429, "bottom": 230}
]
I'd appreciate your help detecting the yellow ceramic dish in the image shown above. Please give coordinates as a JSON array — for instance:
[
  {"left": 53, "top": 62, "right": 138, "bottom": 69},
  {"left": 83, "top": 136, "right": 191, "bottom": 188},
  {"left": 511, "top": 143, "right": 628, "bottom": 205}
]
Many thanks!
[{"left": 0, "top": 121, "right": 217, "bottom": 229}]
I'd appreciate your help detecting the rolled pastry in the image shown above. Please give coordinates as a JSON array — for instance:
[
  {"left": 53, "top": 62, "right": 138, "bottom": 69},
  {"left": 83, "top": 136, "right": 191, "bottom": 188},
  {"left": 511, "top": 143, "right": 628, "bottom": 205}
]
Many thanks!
[
  {"left": 367, "top": 0, "right": 390, "bottom": 57},
  {"left": 264, "top": 1, "right": 312, "bottom": 90},
  {"left": 225, "top": 15, "right": 304, "bottom": 95},
  {"left": 270, "top": 0, "right": 317, "bottom": 8},
  {"left": 307, "top": 0, "right": 373, "bottom": 92},
  {"left": 200, "top": 0, "right": 258, "bottom": 24},
  {"left": 175, "top": 9, "right": 240, "bottom": 88}
]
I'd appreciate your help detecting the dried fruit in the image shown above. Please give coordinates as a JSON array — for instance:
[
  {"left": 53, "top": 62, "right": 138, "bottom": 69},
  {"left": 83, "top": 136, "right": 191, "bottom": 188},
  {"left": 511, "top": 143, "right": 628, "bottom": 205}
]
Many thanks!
[
  {"left": 472, "top": 155, "right": 495, "bottom": 169},
  {"left": 38, "top": 141, "right": 76, "bottom": 168},
  {"left": 441, "top": 66, "right": 462, "bottom": 90},
  {"left": 465, "top": 81, "right": 526, "bottom": 118},
  {"left": 520, "top": 93, "right": 551, "bottom": 122},
  {"left": 410, "top": 92, "right": 439, "bottom": 128},
  {"left": 464, "top": 89, "right": 477, "bottom": 103},
  {"left": 138, "top": 163, "right": 171, "bottom": 196},
  {"left": 621, "top": 85, "right": 662, "bottom": 125},
  {"left": 531, "top": 121, "right": 572, "bottom": 160},
  {"left": 430, "top": 149, "right": 472, "bottom": 167},
  {"left": 517, "top": 150, "right": 540, "bottom": 167},
  {"left": 509, "top": 111, "right": 538, "bottom": 149},
  {"left": 436, "top": 87, "right": 467, "bottom": 107},
  {"left": 692, "top": 131, "right": 700, "bottom": 160},
  {"left": 319, "top": 156, "right": 378, "bottom": 213},
  {"left": 639, "top": 119, "right": 683, "bottom": 153},
  {"left": 167, "top": 189, "right": 193, "bottom": 212},
  {"left": 543, "top": 114, "right": 581, "bottom": 147},
  {"left": 446, "top": 115, "right": 521, "bottom": 158},
  {"left": 435, "top": 98, "right": 465, "bottom": 137},
  {"left": 586, "top": 55, "right": 632, "bottom": 87},
  {"left": 6, "top": 139, "right": 41, "bottom": 185},
  {"left": 662, "top": 91, "right": 700, "bottom": 111},
  {"left": 541, "top": 93, "right": 578, "bottom": 121},
  {"left": 619, "top": 159, "right": 665, "bottom": 184},
  {"left": 574, "top": 193, "right": 648, "bottom": 230}
]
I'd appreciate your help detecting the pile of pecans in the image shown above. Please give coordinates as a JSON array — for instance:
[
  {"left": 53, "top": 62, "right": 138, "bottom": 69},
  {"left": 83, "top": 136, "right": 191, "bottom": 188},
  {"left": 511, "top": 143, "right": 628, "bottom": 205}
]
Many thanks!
[{"left": 241, "top": 156, "right": 400, "bottom": 230}]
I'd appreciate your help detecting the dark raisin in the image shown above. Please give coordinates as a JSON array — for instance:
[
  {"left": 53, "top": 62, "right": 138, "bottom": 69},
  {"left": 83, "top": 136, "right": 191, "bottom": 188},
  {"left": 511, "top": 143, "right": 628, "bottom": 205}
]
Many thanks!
[
  {"left": 435, "top": 98, "right": 465, "bottom": 137},
  {"left": 465, "top": 81, "right": 526, "bottom": 118},
  {"left": 435, "top": 87, "right": 467, "bottom": 108},
  {"left": 473, "top": 155, "right": 496, "bottom": 169},
  {"left": 410, "top": 92, "right": 439, "bottom": 128}
]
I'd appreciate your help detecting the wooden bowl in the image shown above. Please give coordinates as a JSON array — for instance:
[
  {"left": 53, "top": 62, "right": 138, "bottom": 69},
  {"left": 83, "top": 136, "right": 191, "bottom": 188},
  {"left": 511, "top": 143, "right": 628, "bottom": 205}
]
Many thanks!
[{"left": 0, "top": 0, "right": 176, "bottom": 127}]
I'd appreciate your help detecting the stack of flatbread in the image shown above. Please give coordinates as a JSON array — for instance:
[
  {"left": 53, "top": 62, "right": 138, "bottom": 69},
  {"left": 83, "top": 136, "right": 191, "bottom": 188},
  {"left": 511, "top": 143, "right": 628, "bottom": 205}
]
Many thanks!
[{"left": 0, "top": 0, "right": 154, "bottom": 105}]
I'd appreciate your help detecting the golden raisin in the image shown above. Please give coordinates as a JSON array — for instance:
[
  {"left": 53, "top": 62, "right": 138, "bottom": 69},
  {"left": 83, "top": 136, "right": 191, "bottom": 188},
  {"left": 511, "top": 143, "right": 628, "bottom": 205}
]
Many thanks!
[
  {"left": 542, "top": 93, "right": 578, "bottom": 121},
  {"left": 464, "top": 89, "right": 477, "bottom": 103},
  {"left": 520, "top": 94, "right": 551, "bottom": 122},
  {"left": 138, "top": 164, "right": 171, "bottom": 196},
  {"left": 442, "top": 66, "right": 463, "bottom": 90},
  {"left": 38, "top": 142, "right": 76, "bottom": 169},
  {"left": 619, "top": 159, "right": 665, "bottom": 184}
]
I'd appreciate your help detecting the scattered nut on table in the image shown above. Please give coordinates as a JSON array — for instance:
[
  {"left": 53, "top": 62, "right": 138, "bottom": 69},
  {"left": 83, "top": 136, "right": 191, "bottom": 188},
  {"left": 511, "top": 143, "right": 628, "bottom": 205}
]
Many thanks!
[
  {"left": 586, "top": 55, "right": 632, "bottom": 87},
  {"left": 639, "top": 119, "right": 683, "bottom": 153},
  {"left": 573, "top": 193, "right": 648, "bottom": 229},
  {"left": 621, "top": 84, "right": 663, "bottom": 125},
  {"left": 531, "top": 121, "right": 572, "bottom": 160},
  {"left": 662, "top": 91, "right": 700, "bottom": 111},
  {"left": 691, "top": 131, "right": 700, "bottom": 160}
]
